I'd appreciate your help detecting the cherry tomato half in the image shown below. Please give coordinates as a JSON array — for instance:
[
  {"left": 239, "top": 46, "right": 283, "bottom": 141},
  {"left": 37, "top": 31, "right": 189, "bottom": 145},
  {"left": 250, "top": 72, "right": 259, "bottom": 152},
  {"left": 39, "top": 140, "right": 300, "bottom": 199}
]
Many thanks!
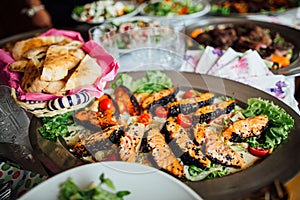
[
  {"left": 99, "top": 98, "right": 113, "bottom": 111},
  {"left": 183, "top": 90, "right": 197, "bottom": 99},
  {"left": 138, "top": 113, "right": 152, "bottom": 126},
  {"left": 248, "top": 146, "right": 269, "bottom": 157},
  {"left": 177, "top": 113, "right": 193, "bottom": 128},
  {"left": 105, "top": 153, "right": 118, "bottom": 161},
  {"left": 154, "top": 106, "right": 168, "bottom": 118}
]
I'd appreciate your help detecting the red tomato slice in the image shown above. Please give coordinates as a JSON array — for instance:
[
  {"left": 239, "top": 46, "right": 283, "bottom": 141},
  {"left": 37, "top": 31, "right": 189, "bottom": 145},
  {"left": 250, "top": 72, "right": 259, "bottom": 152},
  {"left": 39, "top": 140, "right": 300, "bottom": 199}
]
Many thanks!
[
  {"left": 177, "top": 114, "right": 192, "bottom": 128},
  {"left": 99, "top": 98, "right": 113, "bottom": 111},
  {"left": 154, "top": 106, "right": 168, "bottom": 118},
  {"left": 248, "top": 146, "right": 269, "bottom": 157},
  {"left": 106, "top": 153, "right": 118, "bottom": 161},
  {"left": 138, "top": 113, "right": 152, "bottom": 126},
  {"left": 183, "top": 90, "right": 197, "bottom": 99}
]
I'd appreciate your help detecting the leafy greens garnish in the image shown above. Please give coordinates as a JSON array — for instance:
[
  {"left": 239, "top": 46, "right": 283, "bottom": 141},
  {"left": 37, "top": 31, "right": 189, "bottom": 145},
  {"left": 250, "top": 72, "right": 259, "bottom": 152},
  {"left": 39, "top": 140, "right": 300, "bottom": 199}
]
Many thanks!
[
  {"left": 39, "top": 111, "right": 75, "bottom": 141},
  {"left": 111, "top": 70, "right": 172, "bottom": 94},
  {"left": 185, "top": 164, "right": 228, "bottom": 181},
  {"left": 59, "top": 173, "right": 130, "bottom": 200},
  {"left": 242, "top": 98, "right": 294, "bottom": 150}
]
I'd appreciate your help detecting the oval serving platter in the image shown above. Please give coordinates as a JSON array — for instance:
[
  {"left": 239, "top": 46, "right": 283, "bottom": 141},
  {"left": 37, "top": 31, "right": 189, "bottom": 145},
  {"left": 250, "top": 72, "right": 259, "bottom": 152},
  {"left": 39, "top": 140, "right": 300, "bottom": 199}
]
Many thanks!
[
  {"left": 186, "top": 17, "right": 300, "bottom": 76},
  {"left": 29, "top": 71, "right": 300, "bottom": 200}
]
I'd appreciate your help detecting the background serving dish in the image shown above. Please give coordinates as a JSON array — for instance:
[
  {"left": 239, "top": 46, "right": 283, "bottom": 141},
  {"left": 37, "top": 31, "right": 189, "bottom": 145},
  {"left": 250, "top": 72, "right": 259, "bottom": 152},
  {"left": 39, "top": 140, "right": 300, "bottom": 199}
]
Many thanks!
[
  {"left": 71, "top": 0, "right": 139, "bottom": 24},
  {"left": 138, "top": 0, "right": 211, "bottom": 21},
  {"left": 209, "top": 0, "right": 298, "bottom": 16},
  {"left": 186, "top": 17, "right": 300, "bottom": 76},
  {"left": 29, "top": 71, "right": 300, "bottom": 200}
]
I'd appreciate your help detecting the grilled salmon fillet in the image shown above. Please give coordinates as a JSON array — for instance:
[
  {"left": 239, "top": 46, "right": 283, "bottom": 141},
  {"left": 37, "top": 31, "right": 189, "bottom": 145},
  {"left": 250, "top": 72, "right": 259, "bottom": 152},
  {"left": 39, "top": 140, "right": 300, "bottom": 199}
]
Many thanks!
[
  {"left": 141, "top": 86, "right": 179, "bottom": 110},
  {"left": 162, "top": 119, "right": 211, "bottom": 168},
  {"left": 146, "top": 128, "right": 184, "bottom": 178},
  {"left": 119, "top": 123, "right": 145, "bottom": 162},
  {"left": 193, "top": 100, "right": 235, "bottom": 124},
  {"left": 74, "top": 109, "right": 118, "bottom": 130},
  {"left": 73, "top": 125, "right": 124, "bottom": 156},
  {"left": 167, "top": 92, "right": 215, "bottom": 116},
  {"left": 206, "top": 129, "right": 245, "bottom": 168},
  {"left": 222, "top": 114, "right": 269, "bottom": 142}
]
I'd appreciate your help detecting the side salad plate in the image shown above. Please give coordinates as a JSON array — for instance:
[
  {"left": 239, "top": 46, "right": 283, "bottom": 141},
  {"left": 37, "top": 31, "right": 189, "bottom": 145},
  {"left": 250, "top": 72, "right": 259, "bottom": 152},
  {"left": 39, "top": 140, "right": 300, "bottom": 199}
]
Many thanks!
[
  {"left": 71, "top": 0, "right": 139, "bottom": 24},
  {"left": 19, "top": 161, "right": 202, "bottom": 200},
  {"left": 29, "top": 71, "right": 300, "bottom": 199}
]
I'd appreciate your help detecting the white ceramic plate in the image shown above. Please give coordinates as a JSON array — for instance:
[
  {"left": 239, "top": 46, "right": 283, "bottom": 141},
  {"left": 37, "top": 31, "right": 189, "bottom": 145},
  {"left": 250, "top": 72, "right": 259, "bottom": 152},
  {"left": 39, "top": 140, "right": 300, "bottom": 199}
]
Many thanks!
[{"left": 19, "top": 161, "right": 202, "bottom": 200}]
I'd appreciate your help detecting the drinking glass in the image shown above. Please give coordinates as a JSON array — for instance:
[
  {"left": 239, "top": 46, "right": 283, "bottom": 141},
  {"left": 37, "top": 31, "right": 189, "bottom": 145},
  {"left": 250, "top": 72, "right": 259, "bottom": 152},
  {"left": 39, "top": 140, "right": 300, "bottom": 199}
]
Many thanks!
[{"left": 88, "top": 24, "right": 119, "bottom": 58}]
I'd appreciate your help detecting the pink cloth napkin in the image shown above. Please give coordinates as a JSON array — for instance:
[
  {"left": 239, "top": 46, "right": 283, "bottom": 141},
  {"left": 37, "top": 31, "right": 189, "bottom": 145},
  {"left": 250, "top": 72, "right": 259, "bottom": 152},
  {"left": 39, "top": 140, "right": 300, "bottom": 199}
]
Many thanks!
[{"left": 0, "top": 28, "right": 119, "bottom": 101}]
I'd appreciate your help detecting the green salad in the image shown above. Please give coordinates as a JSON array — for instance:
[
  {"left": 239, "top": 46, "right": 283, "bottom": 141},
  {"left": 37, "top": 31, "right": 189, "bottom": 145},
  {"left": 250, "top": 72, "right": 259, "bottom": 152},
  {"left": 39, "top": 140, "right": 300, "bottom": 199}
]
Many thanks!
[
  {"left": 59, "top": 173, "right": 130, "bottom": 200},
  {"left": 143, "top": 0, "right": 204, "bottom": 16}
]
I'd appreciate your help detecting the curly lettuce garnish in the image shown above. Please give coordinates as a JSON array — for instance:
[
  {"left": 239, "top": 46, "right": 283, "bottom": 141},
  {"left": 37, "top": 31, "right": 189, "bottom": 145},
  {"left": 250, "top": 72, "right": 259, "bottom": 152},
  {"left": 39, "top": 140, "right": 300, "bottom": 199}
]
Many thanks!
[
  {"left": 242, "top": 98, "right": 294, "bottom": 150},
  {"left": 185, "top": 164, "right": 228, "bottom": 181},
  {"left": 111, "top": 70, "right": 172, "bottom": 94}
]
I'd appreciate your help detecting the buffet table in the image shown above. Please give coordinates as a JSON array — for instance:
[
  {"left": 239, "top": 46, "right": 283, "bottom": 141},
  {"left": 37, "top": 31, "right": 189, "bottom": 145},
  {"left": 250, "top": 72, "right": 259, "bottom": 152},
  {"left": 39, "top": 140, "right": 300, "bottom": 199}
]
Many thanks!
[{"left": 0, "top": 4, "right": 300, "bottom": 200}]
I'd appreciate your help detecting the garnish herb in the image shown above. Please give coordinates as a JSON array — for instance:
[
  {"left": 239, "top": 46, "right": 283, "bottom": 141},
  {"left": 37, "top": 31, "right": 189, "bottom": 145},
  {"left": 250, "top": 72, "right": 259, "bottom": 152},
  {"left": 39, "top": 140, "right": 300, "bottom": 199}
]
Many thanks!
[
  {"left": 59, "top": 173, "right": 130, "bottom": 200},
  {"left": 39, "top": 111, "right": 75, "bottom": 141}
]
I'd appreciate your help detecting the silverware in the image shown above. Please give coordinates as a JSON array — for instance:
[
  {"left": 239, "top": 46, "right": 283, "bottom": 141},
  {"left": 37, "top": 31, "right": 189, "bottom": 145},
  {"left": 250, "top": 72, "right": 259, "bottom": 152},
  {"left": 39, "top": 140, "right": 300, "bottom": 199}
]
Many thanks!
[
  {"left": 272, "top": 65, "right": 300, "bottom": 76},
  {"left": 0, "top": 182, "right": 12, "bottom": 200}
]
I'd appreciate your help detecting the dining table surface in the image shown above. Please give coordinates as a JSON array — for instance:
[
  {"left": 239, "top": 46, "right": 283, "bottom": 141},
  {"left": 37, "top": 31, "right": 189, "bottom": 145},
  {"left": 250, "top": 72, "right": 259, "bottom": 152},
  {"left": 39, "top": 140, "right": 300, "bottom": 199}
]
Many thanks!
[{"left": 0, "top": 3, "right": 300, "bottom": 200}]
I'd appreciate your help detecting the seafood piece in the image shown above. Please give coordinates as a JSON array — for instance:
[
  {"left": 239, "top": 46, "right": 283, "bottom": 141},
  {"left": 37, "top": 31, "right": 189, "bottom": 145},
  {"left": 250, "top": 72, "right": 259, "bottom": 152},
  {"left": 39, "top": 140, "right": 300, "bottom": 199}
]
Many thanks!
[
  {"left": 146, "top": 128, "right": 184, "bottom": 178},
  {"left": 205, "top": 126, "right": 245, "bottom": 168},
  {"left": 119, "top": 123, "right": 145, "bottom": 162},
  {"left": 222, "top": 114, "right": 269, "bottom": 142},
  {"left": 74, "top": 109, "right": 118, "bottom": 131},
  {"left": 134, "top": 93, "right": 150, "bottom": 106},
  {"left": 141, "top": 87, "right": 179, "bottom": 110},
  {"left": 192, "top": 123, "right": 210, "bottom": 145},
  {"left": 73, "top": 125, "right": 124, "bottom": 157},
  {"left": 161, "top": 119, "right": 211, "bottom": 168},
  {"left": 193, "top": 100, "right": 235, "bottom": 124},
  {"left": 114, "top": 85, "right": 141, "bottom": 116},
  {"left": 167, "top": 92, "right": 215, "bottom": 116}
]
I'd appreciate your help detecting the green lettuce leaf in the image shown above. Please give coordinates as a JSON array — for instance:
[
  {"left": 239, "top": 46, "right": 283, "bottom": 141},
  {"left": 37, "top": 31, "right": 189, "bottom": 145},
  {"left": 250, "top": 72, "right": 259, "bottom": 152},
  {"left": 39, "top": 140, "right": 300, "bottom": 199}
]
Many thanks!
[
  {"left": 110, "top": 71, "right": 172, "bottom": 94},
  {"left": 243, "top": 98, "right": 294, "bottom": 149}
]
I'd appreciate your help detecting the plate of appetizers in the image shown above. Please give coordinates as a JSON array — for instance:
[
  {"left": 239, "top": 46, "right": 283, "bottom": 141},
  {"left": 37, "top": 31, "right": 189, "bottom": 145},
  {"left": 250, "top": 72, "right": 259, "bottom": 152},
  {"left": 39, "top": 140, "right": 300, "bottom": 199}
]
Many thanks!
[
  {"left": 19, "top": 161, "right": 202, "bottom": 200},
  {"left": 29, "top": 70, "right": 300, "bottom": 199},
  {"left": 138, "top": 0, "right": 211, "bottom": 21},
  {"left": 71, "top": 0, "right": 139, "bottom": 24},
  {"left": 209, "top": 0, "right": 298, "bottom": 16},
  {"left": 186, "top": 17, "right": 300, "bottom": 76}
]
